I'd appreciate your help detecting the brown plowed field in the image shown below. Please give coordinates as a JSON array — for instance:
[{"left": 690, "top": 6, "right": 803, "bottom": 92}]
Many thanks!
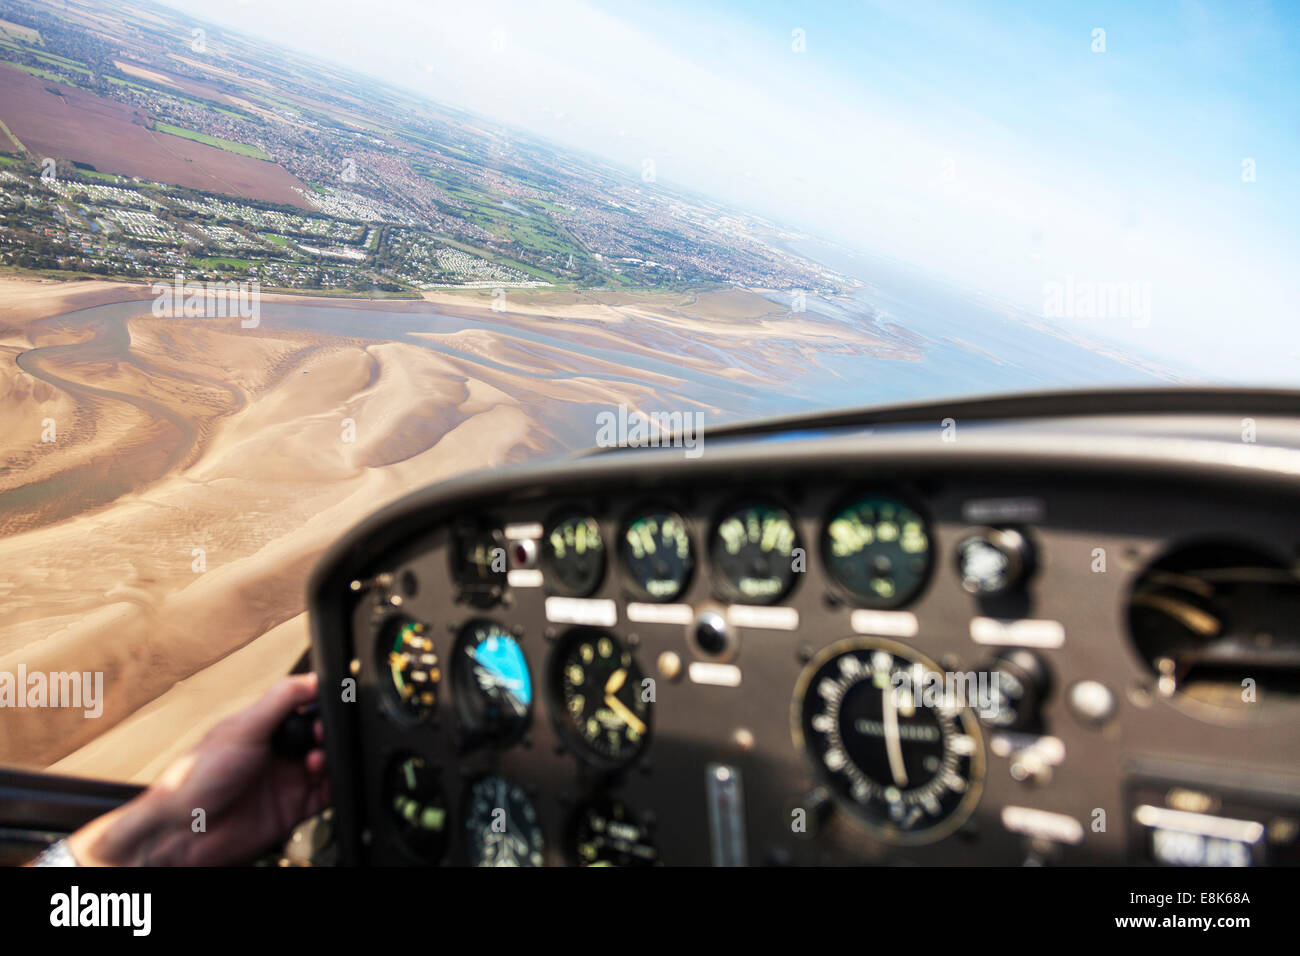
[{"left": 0, "top": 65, "right": 310, "bottom": 208}]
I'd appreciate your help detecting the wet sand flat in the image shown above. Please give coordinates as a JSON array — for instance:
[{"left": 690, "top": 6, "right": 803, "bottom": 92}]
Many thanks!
[{"left": 0, "top": 277, "right": 881, "bottom": 781}]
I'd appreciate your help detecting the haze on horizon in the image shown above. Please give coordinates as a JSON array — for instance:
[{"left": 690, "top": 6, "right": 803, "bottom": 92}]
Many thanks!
[{"left": 160, "top": 0, "right": 1300, "bottom": 383}]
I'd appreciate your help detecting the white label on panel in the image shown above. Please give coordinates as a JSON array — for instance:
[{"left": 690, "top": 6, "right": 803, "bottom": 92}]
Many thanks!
[
  {"left": 627, "top": 602, "right": 694, "bottom": 625},
  {"left": 545, "top": 596, "right": 617, "bottom": 627},
  {"left": 962, "top": 497, "right": 1045, "bottom": 523},
  {"left": 726, "top": 605, "right": 799, "bottom": 631},
  {"left": 1001, "top": 806, "right": 1084, "bottom": 845},
  {"left": 504, "top": 522, "right": 543, "bottom": 540},
  {"left": 850, "top": 609, "right": 919, "bottom": 638},
  {"left": 507, "top": 569, "right": 543, "bottom": 588},
  {"left": 688, "top": 662, "right": 742, "bottom": 687},
  {"left": 970, "top": 616, "right": 1065, "bottom": 648},
  {"left": 1132, "top": 805, "right": 1264, "bottom": 844}
]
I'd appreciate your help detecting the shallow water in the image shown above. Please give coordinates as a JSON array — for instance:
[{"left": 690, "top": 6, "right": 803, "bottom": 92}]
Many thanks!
[{"left": 3, "top": 274, "right": 1177, "bottom": 533}]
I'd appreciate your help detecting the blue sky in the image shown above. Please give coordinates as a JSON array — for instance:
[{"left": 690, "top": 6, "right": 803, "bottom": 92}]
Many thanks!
[{"left": 165, "top": 0, "right": 1300, "bottom": 380}]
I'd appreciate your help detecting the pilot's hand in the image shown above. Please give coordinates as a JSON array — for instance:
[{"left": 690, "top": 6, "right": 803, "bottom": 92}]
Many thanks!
[{"left": 66, "top": 674, "right": 330, "bottom": 866}]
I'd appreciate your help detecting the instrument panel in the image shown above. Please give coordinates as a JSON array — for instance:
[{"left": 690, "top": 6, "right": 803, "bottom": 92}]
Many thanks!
[{"left": 308, "top": 398, "right": 1300, "bottom": 866}]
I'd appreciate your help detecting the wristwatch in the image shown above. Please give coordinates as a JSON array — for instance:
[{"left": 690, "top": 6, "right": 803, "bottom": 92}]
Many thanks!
[{"left": 31, "top": 839, "right": 79, "bottom": 867}]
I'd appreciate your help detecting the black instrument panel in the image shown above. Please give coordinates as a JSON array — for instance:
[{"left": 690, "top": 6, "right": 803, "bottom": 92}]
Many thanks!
[{"left": 308, "top": 397, "right": 1300, "bottom": 866}]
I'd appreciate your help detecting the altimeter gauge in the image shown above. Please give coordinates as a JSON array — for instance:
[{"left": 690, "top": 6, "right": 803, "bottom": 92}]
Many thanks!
[{"left": 551, "top": 629, "right": 651, "bottom": 768}]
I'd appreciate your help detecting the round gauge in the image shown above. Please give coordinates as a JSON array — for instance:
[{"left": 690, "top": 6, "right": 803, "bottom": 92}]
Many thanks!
[
  {"left": 377, "top": 617, "right": 440, "bottom": 719},
  {"left": 710, "top": 501, "right": 800, "bottom": 604},
  {"left": 385, "top": 754, "right": 449, "bottom": 862},
  {"left": 451, "top": 524, "right": 507, "bottom": 605},
  {"left": 569, "top": 798, "right": 659, "bottom": 867},
  {"left": 793, "top": 637, "right": 984, "bottom": 844},
  {"left": 822, "top": 496, "right": 932, "bottom": 607},
  {"left": 463, "top": 775, "right": 545, "bottom": 867},
  {"left": 452, "top": 621, "right": 532, "bottom": 744},
  {"left": 543, "top": 513, "right": 606, "bottom": 596},
  {"left": 551, "top": 629, "right": 650, "bottom": 768},
  {"left": 621, "top": 508, "right": 694, "bottom": 601}
]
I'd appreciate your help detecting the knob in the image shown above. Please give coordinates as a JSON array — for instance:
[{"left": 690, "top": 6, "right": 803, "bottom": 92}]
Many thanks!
[
  {"left": 956, "top": 527, "right": 1034, "bottom": 596},
  {"left": 1009, "top": 750, "right": 1053, "bottom": 787},
  {"left": 980, "top": 649, "right": 1050, "bottom": 732},
  {"left": 691, "top": 607, "right": 735, "bottom": 659},
  {"left": 272, "top": 701, "right": 320, "bottom": 757}
]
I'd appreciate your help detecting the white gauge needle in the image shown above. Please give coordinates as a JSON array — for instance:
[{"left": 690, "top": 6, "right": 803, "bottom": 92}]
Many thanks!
[
  {"left": 604, "top": 693, "right": 646, "bottom": 736},
  {"left": 882, "top": 685, "right": 909, "bottom": 787},
  {"left": 474, "top": 666, "right": 523, "bottom": 691}
]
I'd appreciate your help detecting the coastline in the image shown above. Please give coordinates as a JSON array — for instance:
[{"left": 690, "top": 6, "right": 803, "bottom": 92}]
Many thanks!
[
  {"left": 0, "top": 269, "right": 1180, "bottom": 781},
  {"left": 0, "top": 277, "right": 682, "bottom": 779},
  {"left": 0, "top": 274, "right": 884, "bottom": 780}
]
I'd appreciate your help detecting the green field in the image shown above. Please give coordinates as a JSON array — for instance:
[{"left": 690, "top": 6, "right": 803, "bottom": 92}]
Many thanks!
[
  {"left": 189, "top": 256, "right": 254, "bottom": 270},
  {"left": 0, "top": 39, "right": 90, "bottom": 77},
  {"left": 0, "top": 19, "right": 41, "bottom": 44},
  {"left": 78, "top": 168, "right": 122, "bottom": 182},
  {"left": 417, "top": 163, "right": 591, "bottom": 279},
  {"left": 154, "top": 122, "right": 271, "bottom": 161},
  {"left": 5, "top": 62, "right": 67, "bottom": 83},
  {"left": 0, "top": 119, "right": 24, "bottom": 154},
  {"left": 101, "top": 76, "right": 255, "bottom": 122}
]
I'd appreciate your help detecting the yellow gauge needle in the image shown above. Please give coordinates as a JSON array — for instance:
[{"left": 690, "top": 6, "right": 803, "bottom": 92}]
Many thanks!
[
  {"left": 604, "top": 668, "right": 627, "bottom": 695},
  {"left": 882, "top": 684, "right": 909, "bottom": 788},
  {"left": 604, "top": 693, "right": 646, "bottom": 736},
  {"left": 1130, "top": 593, "right": 1221, "bottom": 636}
]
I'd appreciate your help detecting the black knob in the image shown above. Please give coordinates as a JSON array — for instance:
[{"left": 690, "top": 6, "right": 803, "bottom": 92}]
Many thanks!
[
  {"left": 692, "top": 609, "right": 732, "bottom": 658},
  {"left": 956, "top": 527, "right": 1034, "bottom": 596},
  {"left": 272, "top": 701, "right": 320, "bottom": 757},
  {"left": 980, "top": 650, "right": 1050, "bottom": 732}
]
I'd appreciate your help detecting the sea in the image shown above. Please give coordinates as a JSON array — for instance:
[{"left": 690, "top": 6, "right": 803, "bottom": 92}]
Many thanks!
[{"left": 22, "top": 244, "right": 1193, "bottom": 465}]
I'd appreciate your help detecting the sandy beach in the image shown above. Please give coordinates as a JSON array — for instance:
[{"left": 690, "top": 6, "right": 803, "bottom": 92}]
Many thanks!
[
  {"left": 0, "top": 276, "right": 890, "bottom": 781},
  {"left": 0, "top": 278, "right": 653, "bottom": 779}
]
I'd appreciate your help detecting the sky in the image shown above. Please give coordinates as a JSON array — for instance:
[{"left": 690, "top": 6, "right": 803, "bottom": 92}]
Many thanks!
[{"left": 160, "top": 0, "right": 1300, "bottom": 381}]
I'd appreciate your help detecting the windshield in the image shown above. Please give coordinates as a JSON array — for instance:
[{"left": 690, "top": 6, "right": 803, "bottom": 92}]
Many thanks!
[{"left": 0, "top": 0, "right": 1295, "bottom": 782}]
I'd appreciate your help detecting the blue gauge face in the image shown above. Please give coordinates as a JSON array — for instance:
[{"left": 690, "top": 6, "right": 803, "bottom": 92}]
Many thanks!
[{"left": 452, "top": 621, "right": 533, "bottom": 744}]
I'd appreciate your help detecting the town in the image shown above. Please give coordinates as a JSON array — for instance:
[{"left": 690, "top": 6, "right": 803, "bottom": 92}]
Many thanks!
[{"left": 0, "top": 1, "right": 848, "bottom": 297}]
